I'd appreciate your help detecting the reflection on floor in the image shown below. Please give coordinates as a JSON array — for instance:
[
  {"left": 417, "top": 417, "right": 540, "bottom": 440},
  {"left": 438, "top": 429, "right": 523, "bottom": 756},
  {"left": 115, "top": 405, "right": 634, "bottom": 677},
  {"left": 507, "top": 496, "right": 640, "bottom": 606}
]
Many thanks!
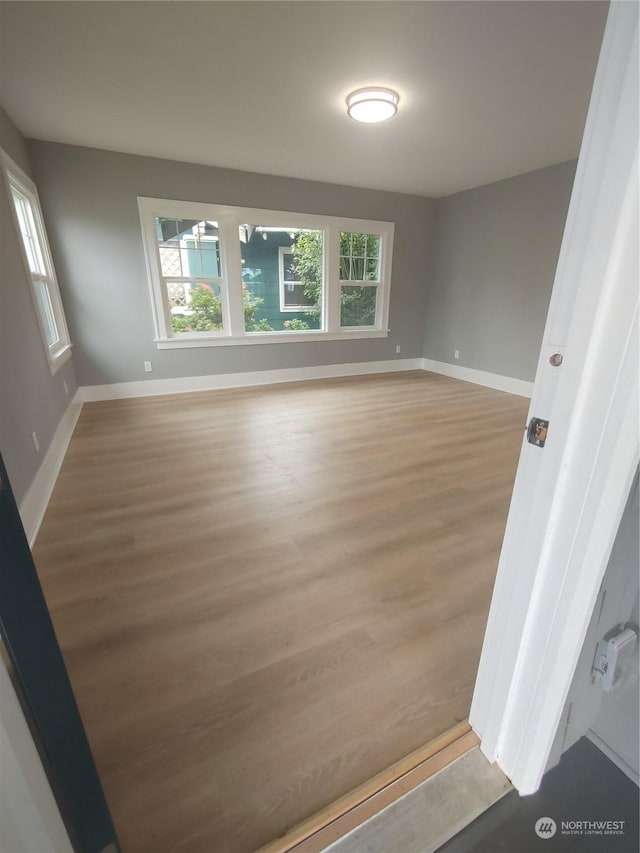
[{"left": 440, "top": 737, "right": 639, "bottom": 853}]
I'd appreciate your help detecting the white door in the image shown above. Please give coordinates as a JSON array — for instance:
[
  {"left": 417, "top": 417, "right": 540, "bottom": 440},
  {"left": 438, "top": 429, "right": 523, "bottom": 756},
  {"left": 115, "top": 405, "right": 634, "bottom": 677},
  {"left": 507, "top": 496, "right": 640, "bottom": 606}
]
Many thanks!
[{"left": 470, "top": 0, "right": 639, "bottom": 794}]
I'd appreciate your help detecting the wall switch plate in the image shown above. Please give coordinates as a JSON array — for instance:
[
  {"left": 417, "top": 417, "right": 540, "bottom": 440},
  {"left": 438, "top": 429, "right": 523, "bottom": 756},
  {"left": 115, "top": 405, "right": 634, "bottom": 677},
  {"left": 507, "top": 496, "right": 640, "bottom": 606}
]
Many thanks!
[
  {"left": 144, "top": 361, "right": 153, "bottom": 372},
  {"left": 395, "top": 345, "right": 401, "bottom": 354},
  {"left": 31, "top": 431, "right": 40, "bottom": 453},
  {"left": 454, "top": 350, "right": 460, "bottom": 359}
]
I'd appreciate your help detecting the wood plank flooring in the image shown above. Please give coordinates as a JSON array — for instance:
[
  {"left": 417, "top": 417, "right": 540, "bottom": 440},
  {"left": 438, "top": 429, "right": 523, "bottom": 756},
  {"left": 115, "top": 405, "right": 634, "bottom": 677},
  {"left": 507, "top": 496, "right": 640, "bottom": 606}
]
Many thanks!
[{"left": 32, "top": 371, "right": 528, "bottom": 853}]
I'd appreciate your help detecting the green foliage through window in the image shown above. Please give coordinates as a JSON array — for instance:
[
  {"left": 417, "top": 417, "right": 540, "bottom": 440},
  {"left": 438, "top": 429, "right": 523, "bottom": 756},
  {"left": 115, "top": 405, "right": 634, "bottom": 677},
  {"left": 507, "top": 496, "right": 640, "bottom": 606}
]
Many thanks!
[
  {"left": 340, "top": 232, "right": 380, "bottom": 282},
  {"left": 171, "top": 284, "right": 273, "bottom": 333},
  {"left": 290, "top": 231, "right": 323, "bottom": 324},
  {"left": 291, "top": 230, "right": 380, "bottom": 327},
  {"left": 340, "top": 286, "right": 377, "bottom": 327},
  {"left": 283, "top": 317, "right": 310, "bottom": 330}
]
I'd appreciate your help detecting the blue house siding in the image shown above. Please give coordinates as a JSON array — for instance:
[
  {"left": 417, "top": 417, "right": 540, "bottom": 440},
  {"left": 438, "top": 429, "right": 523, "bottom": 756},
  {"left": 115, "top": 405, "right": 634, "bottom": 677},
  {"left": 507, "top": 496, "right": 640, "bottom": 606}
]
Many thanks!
[{"left": 241, "top": 232, "right": 320, "bottom": 331}]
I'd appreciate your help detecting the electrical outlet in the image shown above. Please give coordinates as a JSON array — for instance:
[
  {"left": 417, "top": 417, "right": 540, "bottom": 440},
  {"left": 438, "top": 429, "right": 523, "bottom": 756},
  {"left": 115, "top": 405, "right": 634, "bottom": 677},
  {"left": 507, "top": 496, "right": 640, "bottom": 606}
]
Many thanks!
[
  {"left": 395, "top": 345, "right": 401, "bottom": 354},
  {"left": 31, "top": 431, "right": 40, "bottom": 453},
  {"left": 454, "top": 350, "right": 460, "bottom": 360},
  {"left": 63, "top": 380, "right": 69, "bottom": 395},
  {"left": 144, "top": 361, "right": 153, "bottom": 372}
]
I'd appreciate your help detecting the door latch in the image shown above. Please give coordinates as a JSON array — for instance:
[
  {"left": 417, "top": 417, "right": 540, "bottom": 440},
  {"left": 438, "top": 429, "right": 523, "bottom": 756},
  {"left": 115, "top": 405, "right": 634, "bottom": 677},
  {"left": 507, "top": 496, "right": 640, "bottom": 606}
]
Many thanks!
[
  {"left": 592, "top": 627, "right": 638, "bottom": 692},
  {"left": 527, "top": 417, "right": 549, "bottom": 447}
]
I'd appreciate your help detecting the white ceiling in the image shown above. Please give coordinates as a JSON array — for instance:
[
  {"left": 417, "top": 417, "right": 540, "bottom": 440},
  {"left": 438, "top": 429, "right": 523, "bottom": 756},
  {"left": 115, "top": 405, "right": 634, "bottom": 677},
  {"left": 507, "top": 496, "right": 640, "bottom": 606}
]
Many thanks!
[{"left": 0, "top": 1, "right": 608, "bottom": 197}]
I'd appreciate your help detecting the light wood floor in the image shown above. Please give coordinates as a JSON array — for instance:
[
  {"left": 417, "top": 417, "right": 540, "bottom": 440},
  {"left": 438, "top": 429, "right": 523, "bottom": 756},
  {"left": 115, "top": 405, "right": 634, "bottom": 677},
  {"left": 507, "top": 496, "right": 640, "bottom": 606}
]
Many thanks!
[{"left": 33, "top": 371, "right": 527, "bottom": 853}]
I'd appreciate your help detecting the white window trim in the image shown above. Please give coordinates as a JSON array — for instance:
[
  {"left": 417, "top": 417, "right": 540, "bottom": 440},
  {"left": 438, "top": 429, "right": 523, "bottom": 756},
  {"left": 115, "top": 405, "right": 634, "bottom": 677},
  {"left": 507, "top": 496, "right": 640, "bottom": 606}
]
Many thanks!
[
  {"left": 278, "top": 245, "right": 315, "bottom": 313},
  {"left": 138, "top": 197, "right": 394, "bottom": 347},
  {"left": 2, "top": 150, "right": 72, "bottom": 374},
  {"left": 338, "top": 231, "right": 383, "bottom": 331}
]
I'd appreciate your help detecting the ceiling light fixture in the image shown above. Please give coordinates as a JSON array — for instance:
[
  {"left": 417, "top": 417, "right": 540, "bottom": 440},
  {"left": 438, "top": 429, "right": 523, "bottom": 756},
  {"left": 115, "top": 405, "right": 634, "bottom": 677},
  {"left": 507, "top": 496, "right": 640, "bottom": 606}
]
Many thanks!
[{"left": 346, "top": 87, "right": 399, "bottom": 123}]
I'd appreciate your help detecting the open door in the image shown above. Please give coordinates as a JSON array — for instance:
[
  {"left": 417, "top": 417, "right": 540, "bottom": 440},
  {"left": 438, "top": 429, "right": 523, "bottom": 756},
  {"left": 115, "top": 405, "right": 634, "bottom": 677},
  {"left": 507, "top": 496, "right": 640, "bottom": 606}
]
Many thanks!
[{"left": 471, "top": 0, "right": 639, "bottom": 794}]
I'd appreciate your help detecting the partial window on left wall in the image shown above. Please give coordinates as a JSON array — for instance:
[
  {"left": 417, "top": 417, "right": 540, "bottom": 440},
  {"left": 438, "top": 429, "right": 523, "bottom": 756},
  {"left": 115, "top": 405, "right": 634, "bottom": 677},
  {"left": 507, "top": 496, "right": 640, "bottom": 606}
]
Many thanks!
[{"left": 2, "top": 152, "right": 72, "bottom": 373}]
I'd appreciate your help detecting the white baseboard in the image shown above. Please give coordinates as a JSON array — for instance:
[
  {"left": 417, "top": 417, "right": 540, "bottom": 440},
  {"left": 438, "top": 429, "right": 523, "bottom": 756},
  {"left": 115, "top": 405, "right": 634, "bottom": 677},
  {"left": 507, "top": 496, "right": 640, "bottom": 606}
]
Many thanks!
[
  {"left": 79, "top": 358, "right": 424, "bottom": 402},
  {"left": 18, "top": 391, "right": 83, "bottom": 547},
  {"left": 15, "top": 358, "right": 533, "bottom": 545},
  {"left": 421, "top": 358, "right": 534, "bottom": 398},
  {"left": 19, "top": 359, "right": 530, "bottom": 542}
]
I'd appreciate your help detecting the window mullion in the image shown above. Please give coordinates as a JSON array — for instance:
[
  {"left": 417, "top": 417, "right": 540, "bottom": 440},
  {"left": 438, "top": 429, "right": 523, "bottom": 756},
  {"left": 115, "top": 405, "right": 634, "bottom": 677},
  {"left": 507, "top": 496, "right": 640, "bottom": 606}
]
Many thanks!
[
  {"left": 325, "top": 227, "right": 341, "bottom": 333},
  {"left": 379, "top": 226, "right": 393, "bottom": 331},
  {"left": 141, "top": 207, "right": 171, "bottom": 340},
  {"left": 159, "top": 277, "right": 175, "bottom": 339},
  {"left": 220, "top": 217, "right": 245, "bottom": 337}
]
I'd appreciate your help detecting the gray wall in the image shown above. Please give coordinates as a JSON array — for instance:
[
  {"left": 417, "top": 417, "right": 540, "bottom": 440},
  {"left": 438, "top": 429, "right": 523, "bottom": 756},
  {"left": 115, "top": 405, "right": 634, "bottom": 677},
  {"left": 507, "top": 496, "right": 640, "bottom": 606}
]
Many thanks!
[
  {"left": 27, "top": 141, "right": 435, "bottom": 387},
  {"left": 1, "top": 129, "right": 577, "bottom": 501},
  {"left": 0, "top": 107, "right": 77, "bottom": 504},
  {"left": 590, "top": 480, "right": 639, "bottom": 781},
  {"left": 0, "top": 106, "right": 31, "bottom": 175},
  {"left": 424, "top": 160, "right": 576, "bottom": 381},
  {"left": 549, "top": 474, "right": 639, "bottom": 781}
]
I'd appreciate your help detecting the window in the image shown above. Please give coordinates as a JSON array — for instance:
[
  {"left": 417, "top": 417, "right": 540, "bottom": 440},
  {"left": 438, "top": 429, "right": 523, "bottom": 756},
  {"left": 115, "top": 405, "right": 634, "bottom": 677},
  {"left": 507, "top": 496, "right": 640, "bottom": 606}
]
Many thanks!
[
  {"left": 138, "top": 197, "right": 393, "bottom": 347},
  {"left": 3, "top": 152, "right": 72, "bottom": 372},
  {"left": 156, "top": 217, "right": 225, "bottom": 334},
  {"left": 241, "top": 225, "right": 322, "bottom": 332},
  {"left": 340, "top": 232, "right": 381, "bottom": 328}
]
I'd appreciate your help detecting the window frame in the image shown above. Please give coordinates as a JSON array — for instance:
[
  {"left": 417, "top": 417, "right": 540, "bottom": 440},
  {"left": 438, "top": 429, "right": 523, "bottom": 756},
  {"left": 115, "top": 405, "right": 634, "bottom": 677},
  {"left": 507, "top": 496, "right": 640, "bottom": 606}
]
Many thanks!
[
  {"left": 339, "top": 231, "right": 383, "bottom": 330},
  {"left": 278, "top": 244, "right": 316, "bottom": 313},
  {"left": 156, "top": 216, "right": 226, "bottom": 337},
  {"left": 138, "top": 196, "right": 394, "bottom": 348},
  {"left": 2, "top": 151, "right": 72, "bottom": 373}
]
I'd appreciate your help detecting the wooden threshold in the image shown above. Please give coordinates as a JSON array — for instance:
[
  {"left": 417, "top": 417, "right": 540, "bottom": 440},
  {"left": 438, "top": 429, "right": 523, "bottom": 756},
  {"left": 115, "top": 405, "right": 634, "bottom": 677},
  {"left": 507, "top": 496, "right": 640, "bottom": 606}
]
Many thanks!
[{"left": 257, "top": 720, "right": 477, "bottom": 853}]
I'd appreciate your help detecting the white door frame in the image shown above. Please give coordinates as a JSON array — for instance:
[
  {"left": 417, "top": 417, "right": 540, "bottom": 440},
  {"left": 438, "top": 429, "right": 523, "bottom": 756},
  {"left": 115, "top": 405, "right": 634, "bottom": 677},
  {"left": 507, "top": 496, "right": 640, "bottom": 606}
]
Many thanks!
[
  {"left": 470, "top": 0, "right": 639, "bottom": 795},
  {"left": 0, "top": 656, "right": 73, "bottom": 852}
]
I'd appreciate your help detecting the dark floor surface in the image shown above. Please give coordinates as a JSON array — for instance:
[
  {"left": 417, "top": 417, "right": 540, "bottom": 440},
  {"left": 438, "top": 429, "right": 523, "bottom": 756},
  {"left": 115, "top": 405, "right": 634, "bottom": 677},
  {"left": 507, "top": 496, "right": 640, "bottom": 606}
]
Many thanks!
[{"left": 439, "top": 738, "right": 639, "bottom": 853}]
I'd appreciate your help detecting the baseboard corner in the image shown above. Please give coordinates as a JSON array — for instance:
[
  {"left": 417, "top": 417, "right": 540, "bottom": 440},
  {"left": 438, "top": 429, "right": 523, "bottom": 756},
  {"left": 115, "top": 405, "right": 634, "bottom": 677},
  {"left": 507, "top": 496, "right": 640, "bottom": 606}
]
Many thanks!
[{"left": 421, "top": 358, "right": 534, "bottom": 398}]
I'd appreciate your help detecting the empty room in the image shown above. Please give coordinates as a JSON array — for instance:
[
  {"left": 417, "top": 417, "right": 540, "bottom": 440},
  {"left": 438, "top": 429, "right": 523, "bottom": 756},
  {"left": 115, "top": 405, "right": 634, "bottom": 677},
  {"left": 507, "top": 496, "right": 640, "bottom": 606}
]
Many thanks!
[{"left": 0, "top": 2, "right": 624, "bottom": 852}]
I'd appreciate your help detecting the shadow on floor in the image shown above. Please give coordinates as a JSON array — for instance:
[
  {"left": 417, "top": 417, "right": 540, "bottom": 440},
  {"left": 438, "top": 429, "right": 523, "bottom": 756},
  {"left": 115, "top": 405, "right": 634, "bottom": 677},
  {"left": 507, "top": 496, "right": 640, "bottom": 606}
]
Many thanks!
[{"left": 439, "top": 738, "right": 639, "bottom": 853}]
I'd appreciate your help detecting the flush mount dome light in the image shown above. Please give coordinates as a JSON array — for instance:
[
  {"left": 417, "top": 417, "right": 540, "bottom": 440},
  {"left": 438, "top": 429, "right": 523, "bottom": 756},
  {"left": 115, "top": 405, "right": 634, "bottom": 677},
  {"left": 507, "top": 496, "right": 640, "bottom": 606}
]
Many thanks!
[{"left": 346, "top": 87, "right": 399, "bottom": 123}]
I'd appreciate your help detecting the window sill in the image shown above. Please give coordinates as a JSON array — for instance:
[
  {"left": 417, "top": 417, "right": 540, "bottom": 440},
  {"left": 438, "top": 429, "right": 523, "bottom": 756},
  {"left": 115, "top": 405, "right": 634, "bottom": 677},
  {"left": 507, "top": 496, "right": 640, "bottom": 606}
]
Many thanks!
[
  {"left": 155, "top": 329, "right": 389, "bottom": 349},
  {"left": 49, "top": 343, "right": 73, "bottom": 375}
]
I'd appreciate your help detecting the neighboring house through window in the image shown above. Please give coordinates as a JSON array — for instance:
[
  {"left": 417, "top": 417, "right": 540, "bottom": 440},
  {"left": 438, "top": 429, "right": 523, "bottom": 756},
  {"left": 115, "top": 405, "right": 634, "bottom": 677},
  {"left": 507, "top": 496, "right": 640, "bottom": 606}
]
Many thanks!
[
  {"left": 2, "top": 151, "right": 72, "bottom": 373},
  {"left": 138, "top": 196, "right": 394, "bottom": 348},
  {"left": 278, "top": 244, "right": 316, "bottom": 312}
]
